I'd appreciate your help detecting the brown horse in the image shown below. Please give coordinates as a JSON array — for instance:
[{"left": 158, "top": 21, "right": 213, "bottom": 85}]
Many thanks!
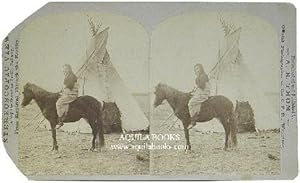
[
  {"left": 21, "top": 82, "right": 105, "bottom": 152},
  {"left": 153, "top": 83, "right": 237, "bottom": 151}
]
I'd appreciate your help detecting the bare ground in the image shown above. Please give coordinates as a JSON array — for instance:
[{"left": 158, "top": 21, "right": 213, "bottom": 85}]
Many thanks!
[
  {"left": 18, "top": 104, "right": 280, "bottom": 177},
  {"left": 18, "top": 106, "right": 149, "bottom": 176},
  {"left": 150, "top": 131, "right": 280, "bottom": 176},
  {"left": 150, "top": 106, "right": 281, "bottom": 176}
]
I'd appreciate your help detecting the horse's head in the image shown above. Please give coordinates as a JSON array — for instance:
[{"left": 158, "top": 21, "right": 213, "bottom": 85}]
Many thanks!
[
  {"left": 21, "top": 83, "right": 34, "bottom": 107},
  {"left": 102, "top": 101, "right": 122, "bottom": 133},
  {"left": 153, "top": 83, "right": 167, "bottom": 108}
]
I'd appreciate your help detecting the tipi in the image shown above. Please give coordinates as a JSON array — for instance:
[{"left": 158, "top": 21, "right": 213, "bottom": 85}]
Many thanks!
[
  {"left": 208, "top": 19, "right": 279, "bottom": 130},
  {"left": 62, "top": 19, "right": 149, "bottom": 133},
  {"left": 209, "top": 19, "right": 244, "bottom": 98}
]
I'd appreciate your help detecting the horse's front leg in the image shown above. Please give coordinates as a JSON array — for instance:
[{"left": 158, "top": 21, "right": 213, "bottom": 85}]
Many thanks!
[
  {"left": 183, "top": 123, "right": 191, "bottom": 151},
  {"left": 184, "top": 128, "right": 191, "bottom": 151},
  {"left": 177, "top": 111, "right": 192, "bottom": 151},
  {"left": 50, "top": 123, "right": 58, "bottom": 151}
]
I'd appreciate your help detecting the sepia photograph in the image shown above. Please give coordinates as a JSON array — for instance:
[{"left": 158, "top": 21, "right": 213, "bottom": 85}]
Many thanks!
[
  {"left": 150, "top": 12, "right": 281, "bottom": 176},
  {"left": 18, "top": 12, "right": 150, "bottom": 176},
  {"left": 1, "top": 2, "right": 297, "bottom": 180}
]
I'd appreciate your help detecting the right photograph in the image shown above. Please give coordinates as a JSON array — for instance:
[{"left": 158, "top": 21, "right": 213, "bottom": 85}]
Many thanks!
[{"left": 150, "top": 12, "right": 280, "bottom": 176}]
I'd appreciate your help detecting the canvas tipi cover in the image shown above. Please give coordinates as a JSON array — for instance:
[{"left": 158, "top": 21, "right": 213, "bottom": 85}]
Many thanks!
[
  {"left": 209, "top": 26, "right": 279, "bottom": 130},
  {"left": 63, "top": 27, "right": 149, "bottom": 133}
]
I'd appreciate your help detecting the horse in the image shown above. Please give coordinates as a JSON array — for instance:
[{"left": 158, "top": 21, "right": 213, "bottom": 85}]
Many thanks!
[
  {"left": 153, "top": 83, "right": 237, "bottom": 151},
  {"left": 21, "top": 82, "right": 105, "bottom": 152}
]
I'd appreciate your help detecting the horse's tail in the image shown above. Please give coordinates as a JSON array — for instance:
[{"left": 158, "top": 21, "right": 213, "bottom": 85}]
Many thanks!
[
  {"left": 96, "top": 101, "right": 105, "bottom": 148},
  {"left": 229, "top": 110, "right": 238, "bottom": 147}
]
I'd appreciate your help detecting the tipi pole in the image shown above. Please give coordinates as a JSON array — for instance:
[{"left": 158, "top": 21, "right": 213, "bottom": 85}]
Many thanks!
[
  {"left": 215, "top": 42, "right": 221, "bottom": 95},
  {"left": 82, "top": 76, "right": 86, "bottom": 96}
]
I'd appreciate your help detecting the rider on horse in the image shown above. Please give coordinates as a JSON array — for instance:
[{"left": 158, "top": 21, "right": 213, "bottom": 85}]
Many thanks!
[
  {"left": 56, "top": 64, "right": 79, "bottom": 129},
  {"left": 187, "top": 63, "right": 211, "bottom": 129}
]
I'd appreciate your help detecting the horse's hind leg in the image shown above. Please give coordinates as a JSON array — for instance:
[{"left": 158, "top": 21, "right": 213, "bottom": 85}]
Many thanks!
[
  {"left": 97, "top": 119, "right": 105, "bottom": 148},
  {"left": 230, "top": 113, "right": 238, "bottom": 148},
  {"left": 221, "top": 119, "right": 230, "bottom": 151},
  {"left": 90, "top": 128, "right": 97, "bottom": 152},
  {"left": 88, "top": 120, "right": 97, "bottom": 152},
  {"left": 88, "top": 116, "right": 103, "bottom": 152},
  {"left": 224, "top": 128, "right": 230, "bottom": 151}
]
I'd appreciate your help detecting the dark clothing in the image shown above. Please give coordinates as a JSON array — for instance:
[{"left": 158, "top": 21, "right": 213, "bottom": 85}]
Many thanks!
[
  {"left": 195, "top": 73, "right": 209, "bottom": 90},
  {"left": 64, "top": 72, "right": 77, "bottom": 90}
]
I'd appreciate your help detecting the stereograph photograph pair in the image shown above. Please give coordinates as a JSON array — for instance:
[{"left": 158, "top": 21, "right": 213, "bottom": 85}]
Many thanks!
[{"left": 1, "top": 2, "right": 297, "bottom": 180}]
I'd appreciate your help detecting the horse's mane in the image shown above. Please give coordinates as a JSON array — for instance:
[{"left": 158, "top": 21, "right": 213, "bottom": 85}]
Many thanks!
[
  {"left": 159, "top": 83, "right": 191, "bottom": 98},
  {"left": 25, "top": 83, "right": 59, "bottom": 98}
]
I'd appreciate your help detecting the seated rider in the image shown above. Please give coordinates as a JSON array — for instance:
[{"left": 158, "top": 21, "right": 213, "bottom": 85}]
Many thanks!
[
  {"left": 187, "top": 63, "right": 211, "bottom": 129},
  {"left": 56, "top": 64, "right": 79, "bottom": 129}
]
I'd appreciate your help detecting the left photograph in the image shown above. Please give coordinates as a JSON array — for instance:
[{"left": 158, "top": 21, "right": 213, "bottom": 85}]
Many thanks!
[{"left": 18, "top": 12, "right": 150, "bottom": 176}]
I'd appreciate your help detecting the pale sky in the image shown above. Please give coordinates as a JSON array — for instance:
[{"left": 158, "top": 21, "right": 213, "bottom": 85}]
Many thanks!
[
  {"left": 150, "top": 12, "right": 279, "bottom": 93},
  {"left": 19, "top": 12, "right": 149, "bottom": 93},
  {"left": 20, "top": 11, "right": 279, "bottom": 94}
]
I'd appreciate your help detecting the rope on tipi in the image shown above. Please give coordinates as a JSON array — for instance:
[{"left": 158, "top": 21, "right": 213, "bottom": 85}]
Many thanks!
[
  {"left": 209, "top": 18, "right": 242, "bottom": 95},
  {"left": 79, "top": 16, "right": 112, "bottom": 102},
  {"left": 97, "top": 51, "right": 112, "bottom": 102}
]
